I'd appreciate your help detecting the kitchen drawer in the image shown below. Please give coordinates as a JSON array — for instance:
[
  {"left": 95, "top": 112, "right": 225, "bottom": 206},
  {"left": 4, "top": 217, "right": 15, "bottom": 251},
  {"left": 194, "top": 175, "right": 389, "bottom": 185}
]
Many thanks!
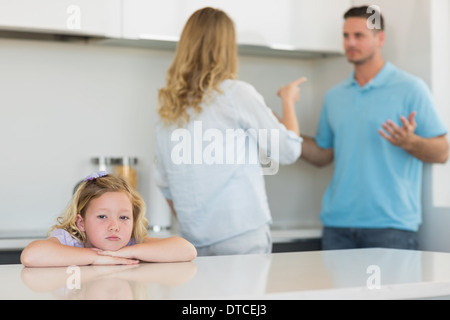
[
  {"left": 272, "top": 238, "right": 321, "bottom": 253},
  {"left": 0, "top": 250, "right": 22, "bottom": 265}
]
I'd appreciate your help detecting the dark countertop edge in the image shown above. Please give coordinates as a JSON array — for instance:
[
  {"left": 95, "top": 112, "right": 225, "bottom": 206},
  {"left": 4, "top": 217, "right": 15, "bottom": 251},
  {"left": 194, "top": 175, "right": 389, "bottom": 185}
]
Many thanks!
[{"left": 0, "top": 228, "right": 323, "bottom": 251}]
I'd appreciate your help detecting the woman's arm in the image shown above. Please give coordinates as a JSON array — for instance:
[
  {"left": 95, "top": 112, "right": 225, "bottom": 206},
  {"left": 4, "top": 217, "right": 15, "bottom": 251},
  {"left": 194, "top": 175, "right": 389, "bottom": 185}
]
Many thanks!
[
  {"left": 21, "top": 238, "right": 139, "bottom": 267},
  {"left": 97, "top": 236, "right": 197, "bottom": 263},
  {"left": 277, "top": 77, "right": 307, "bottom": 136}
]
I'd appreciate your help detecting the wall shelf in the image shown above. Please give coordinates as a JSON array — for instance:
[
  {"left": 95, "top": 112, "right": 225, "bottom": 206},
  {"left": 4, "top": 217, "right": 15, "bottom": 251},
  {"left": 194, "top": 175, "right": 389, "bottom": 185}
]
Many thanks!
[
  {"left": 97, "top": 37, "right": 344, "bottom": 60},
  {"left": 0, "top": 28, "right": 343, "bottom": 60},
  {"left": 0, "top": 30, "right": 343, "bottom": 59}
]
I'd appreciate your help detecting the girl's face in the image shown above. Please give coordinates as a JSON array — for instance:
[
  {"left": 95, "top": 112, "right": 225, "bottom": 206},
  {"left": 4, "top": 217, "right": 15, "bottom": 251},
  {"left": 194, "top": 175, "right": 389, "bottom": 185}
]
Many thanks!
[{"left": 76, "top": 191, "right": 134, "bottom": 251}]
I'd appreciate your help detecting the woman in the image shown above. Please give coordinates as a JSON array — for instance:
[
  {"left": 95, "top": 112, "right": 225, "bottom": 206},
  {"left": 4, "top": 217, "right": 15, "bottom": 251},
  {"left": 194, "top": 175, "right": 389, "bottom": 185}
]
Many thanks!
[{"left": 155, "top": 7, "right": 305, "bottom": 255}]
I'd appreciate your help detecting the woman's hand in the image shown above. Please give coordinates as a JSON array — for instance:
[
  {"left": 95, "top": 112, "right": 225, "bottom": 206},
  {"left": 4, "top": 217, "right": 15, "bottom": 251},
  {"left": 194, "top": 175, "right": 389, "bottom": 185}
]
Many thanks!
[
  {"left": 277, "top": 77, "right": 307, "bottom": 105},
  {"left": 275, "top": 77, "right": 307, "bottom": 136}
]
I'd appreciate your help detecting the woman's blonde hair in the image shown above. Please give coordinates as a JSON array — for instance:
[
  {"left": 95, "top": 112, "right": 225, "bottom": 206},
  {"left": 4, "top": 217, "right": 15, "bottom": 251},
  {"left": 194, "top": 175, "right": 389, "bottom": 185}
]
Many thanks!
[
  {"left": 158, "top": 7, "right": 238, "bottom": 126},
  {"left": 48, "top": 174, "right": 148, "bottom": 244}
]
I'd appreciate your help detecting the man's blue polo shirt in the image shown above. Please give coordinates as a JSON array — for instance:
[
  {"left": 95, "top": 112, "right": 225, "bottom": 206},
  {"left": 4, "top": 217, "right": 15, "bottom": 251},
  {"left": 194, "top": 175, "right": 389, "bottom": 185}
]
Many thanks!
[{"left": 315, "top": 62, "right": 447, "bottom": 231}]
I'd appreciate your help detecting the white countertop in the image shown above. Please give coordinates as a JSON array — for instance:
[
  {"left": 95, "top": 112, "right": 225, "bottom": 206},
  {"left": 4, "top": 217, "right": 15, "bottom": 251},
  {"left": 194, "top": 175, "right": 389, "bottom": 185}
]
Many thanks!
[
  {"left": 0, "top": 228, "right": 322, "bottom": 250},
  {"left": 1, "top": 248, "right": 450, "bottom": 300}
]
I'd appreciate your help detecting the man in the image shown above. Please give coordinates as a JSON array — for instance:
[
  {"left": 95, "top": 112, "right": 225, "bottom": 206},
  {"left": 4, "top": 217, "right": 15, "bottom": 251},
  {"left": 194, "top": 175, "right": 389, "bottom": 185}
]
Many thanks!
[{"left": 301, "top": 6, "right": 449, "bottom": 250}]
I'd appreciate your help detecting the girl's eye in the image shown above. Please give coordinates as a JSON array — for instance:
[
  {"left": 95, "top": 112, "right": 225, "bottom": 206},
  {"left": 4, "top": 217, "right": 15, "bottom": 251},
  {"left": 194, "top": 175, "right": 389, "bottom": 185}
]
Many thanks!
[
  {"left": 120, "top": 216, "right": 130, "bottom": 220},
  {"left": 97, "top": 215, "right": 107, "bottom": 219}
]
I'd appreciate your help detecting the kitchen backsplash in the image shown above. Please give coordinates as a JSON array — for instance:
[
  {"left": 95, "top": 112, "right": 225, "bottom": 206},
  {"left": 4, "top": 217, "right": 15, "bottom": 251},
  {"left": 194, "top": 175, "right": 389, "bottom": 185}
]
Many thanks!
[{"left": 0, "top": 37, "right": 348, "bottom": 234}]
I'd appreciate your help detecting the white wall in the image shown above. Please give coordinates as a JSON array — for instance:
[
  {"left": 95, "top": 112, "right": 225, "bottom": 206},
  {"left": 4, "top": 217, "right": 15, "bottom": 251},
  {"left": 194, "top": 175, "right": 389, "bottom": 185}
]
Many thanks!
[
  {"left": 0, "top": 36, "right": 338, "bottom": 234},
  {"left": 430, "top": 0, "right": 450, "bottom": 207},
  {"left": 421, "top": 0, "right": 450, "bottom": 252},
  {"left": 0, "top": 38, "right": 170, "bottom": 233},
  {"left": 3, "top": 1, "right": 448, "bottom": 253}
]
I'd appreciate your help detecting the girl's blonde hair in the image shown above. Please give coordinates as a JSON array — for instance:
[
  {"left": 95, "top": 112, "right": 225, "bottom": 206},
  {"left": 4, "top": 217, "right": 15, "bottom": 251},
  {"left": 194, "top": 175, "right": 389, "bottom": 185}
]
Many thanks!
[
  {"left": 48, "top": 174, "right": 148, "bottom": 244},
  {"left": 158, "top": 7, "right": 238, "bottom": 126}
]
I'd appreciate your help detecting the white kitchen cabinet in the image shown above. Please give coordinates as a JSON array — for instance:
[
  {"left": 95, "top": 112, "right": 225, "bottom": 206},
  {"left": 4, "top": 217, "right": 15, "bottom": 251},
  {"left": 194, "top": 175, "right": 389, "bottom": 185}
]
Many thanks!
[
  {"left": 122, "top": 0, "right": 179, "bottom": 41},
  {"left": 178, "top": 0, "right": 293, "bottom": 47},
  {"left": 122, "top": 0, "right": 350, "bottom": 55},
  {"left": 291, "top": 0, "right": 350, "bottom": 53},
  {"left": 121, "top": 0, "right": 293, "bottom": 54},
  {"left": 0, "top": 0, "right": 121, "bottom": 37}
]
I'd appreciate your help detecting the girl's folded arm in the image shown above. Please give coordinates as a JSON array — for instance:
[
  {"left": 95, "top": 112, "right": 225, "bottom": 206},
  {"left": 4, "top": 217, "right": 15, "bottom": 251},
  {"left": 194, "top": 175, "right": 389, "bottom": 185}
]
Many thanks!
[
  {"left": 100, "top": 236, "right": 197, "bottom": 263},
  {"left": 21, "top": 238, "right": 139, "bottom": 267},
  {"left": 135, "top": 236, "right": 197, "bottom": 262},
  {"left": 21, "top": 238, "right": 97, "bottom": 267}
]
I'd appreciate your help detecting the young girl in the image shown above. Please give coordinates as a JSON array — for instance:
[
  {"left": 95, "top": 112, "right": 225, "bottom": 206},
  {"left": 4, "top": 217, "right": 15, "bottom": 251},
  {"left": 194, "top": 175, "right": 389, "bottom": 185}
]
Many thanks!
[
  {"left": 21, "top": 171, "right": 197, "bottom": 267},
  {"left": 155, "top": 7, "right": 305, "bottom": 256}
]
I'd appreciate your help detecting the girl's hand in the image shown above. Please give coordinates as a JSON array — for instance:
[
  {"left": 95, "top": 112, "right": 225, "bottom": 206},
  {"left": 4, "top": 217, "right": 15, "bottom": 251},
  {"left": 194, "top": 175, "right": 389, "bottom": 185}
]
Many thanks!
[
  {"left": 92, "top": 249, "right": 139, "bottom": 265},
  {"left": 95, "top": 247, "right": 137, "bottom": 260}
]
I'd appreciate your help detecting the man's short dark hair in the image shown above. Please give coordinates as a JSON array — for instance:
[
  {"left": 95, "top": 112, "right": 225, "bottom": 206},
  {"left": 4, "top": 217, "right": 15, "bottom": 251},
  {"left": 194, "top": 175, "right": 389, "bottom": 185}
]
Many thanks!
[{"left": 344, "top": 6, "right": 385, "bottom": 31}]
